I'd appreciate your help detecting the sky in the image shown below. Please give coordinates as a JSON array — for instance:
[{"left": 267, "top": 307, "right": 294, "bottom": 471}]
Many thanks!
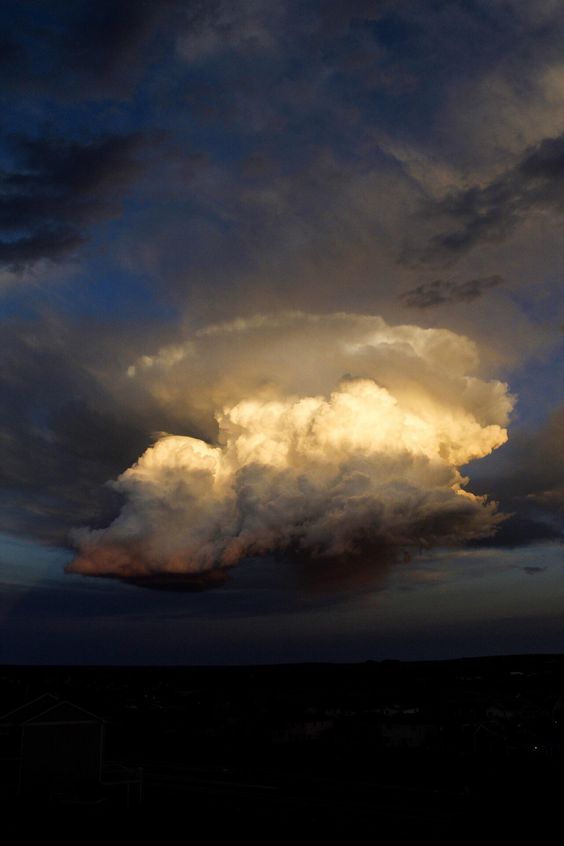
[{"left": 0, "top": 0, "right": 563, "bottom": 664}]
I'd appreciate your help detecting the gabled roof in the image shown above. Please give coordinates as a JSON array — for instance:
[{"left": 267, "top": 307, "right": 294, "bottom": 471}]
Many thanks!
[
  {"left": 0, "top": 693, "right": 59, "bottom": 725},
  {"left": 0, "top": 694, "right": 104, "bottom": 726},
  {"left": 23, "top": 700, "right": 103, "bottom": 725}
]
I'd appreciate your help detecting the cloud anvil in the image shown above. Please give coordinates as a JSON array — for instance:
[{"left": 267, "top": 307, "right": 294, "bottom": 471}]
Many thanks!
[{"left": 69, "top": 313, "right": 512, "bottom": 581}]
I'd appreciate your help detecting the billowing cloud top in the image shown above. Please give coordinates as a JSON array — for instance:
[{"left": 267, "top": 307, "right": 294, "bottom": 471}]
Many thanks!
[{"left": 68, "top": 313, "right": 513, "bottom": 583}]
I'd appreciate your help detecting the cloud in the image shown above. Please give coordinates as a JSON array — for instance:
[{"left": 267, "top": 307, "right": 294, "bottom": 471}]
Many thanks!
[
  {"left": 0, "top": 0, "right": 184, "bottom": 101},
  {"left": 0, "top": 320, "right": 151, "bottom": 543},
  {"left": 487, "top": 406, "right": 564, "bottom": 516},
  {"left": 408, "top": 134, "right": 564, "bottom": 263},
  {"left": 0, "top": 133, "right": 149, "bottom": 269},
  {"left": 468, "top": 405, "right": 564, "bottom": 548},
  {"left": 399, "top": 275, "right": 504, "bottom": 309},
  {"left": 57, "top": 0, "right": 179, "bottom": 96},
  {"left": 178, "top": 0, "right": 286, "bottom": 62},
  {"left": 68, "top": 312, "right": 513, "bottom": 584}
]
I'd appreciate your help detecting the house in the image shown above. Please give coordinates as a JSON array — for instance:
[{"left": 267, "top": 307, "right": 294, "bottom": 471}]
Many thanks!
[
  {"left": 0, "top": 694, "right": 104, "bottom": 798},
  {"left": 0, "top": 694, "right": 141, "bottom": 806}
]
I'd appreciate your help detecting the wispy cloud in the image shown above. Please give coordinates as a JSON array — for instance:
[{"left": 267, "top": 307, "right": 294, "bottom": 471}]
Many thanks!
[
  {"left": 400, "top": 275, "right": 504, "bottom": 309},
  {"left": 407, "top": 135, "right": 564, "bottom": 263},
  {"left": 0, "top": 134, "right": 151, "bottom": 269}
]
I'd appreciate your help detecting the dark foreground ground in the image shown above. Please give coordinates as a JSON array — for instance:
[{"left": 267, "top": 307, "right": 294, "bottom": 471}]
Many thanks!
[{"left": 2, "top": 655, "right": 564, "bottom": 837}]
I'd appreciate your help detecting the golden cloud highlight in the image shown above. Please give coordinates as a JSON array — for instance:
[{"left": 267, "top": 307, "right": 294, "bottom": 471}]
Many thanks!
[{"left": 68, "top": 313, "right": 513, "bottom": 583}]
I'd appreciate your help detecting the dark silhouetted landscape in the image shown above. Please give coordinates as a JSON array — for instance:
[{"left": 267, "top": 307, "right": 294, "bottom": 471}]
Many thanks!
[{"left": 2, "top": 656, "right": 564, "bottom": 836}]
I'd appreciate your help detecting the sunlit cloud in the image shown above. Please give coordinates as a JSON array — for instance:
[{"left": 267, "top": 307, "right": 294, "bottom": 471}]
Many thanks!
[{"left": 68, "top": 312, "right": 513, "bottom": 584}]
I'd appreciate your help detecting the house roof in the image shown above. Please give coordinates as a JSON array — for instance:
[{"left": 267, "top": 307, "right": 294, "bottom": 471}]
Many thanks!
[
  {"left": 0, "top": 694, "right": 104, "bottom": 726},
  {"left": 0, "top": 693, "right": 59, "bottom": 725},
  {"left": 23, "top": 701, "right": 104, "bottom": 725}
]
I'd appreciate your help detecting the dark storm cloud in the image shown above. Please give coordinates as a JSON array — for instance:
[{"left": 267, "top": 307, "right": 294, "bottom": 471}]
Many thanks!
[
  {"left": 410, "top": 135, "right": 564, "bottom": 263},
  {"left": 0, "top": 228, "right": 83, "bottom": 267},
  {"left": 0, "top": 0, "right": 185, "bottom": 100},
  {"left": 57, "top": 0, "right": 179, "bottom": 96},
  {"left": 470, "top": 406, "right": 564, "bottom": 548},
  {"left": 399, "top": 275, "right": 504, "bottom": 309},
  {"left": 497, "top": 406, "right": 564, "bottom": 516},
  {"left": 0, "top": 322, "right": 151, "bottom": 543},
  {"left": 0, "top": 133, "right": 150, "bottom": 268},
  {"left": 470, "top": 516, "right": 562, "bottom": 549},
  {"left": 2, "top": 0, "right": 557, "bottom": 107}
]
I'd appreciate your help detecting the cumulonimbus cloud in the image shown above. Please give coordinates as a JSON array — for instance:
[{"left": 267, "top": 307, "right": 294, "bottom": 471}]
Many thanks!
[{"left": 68, "top": 312, "right": 514, "bottom": 584}]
